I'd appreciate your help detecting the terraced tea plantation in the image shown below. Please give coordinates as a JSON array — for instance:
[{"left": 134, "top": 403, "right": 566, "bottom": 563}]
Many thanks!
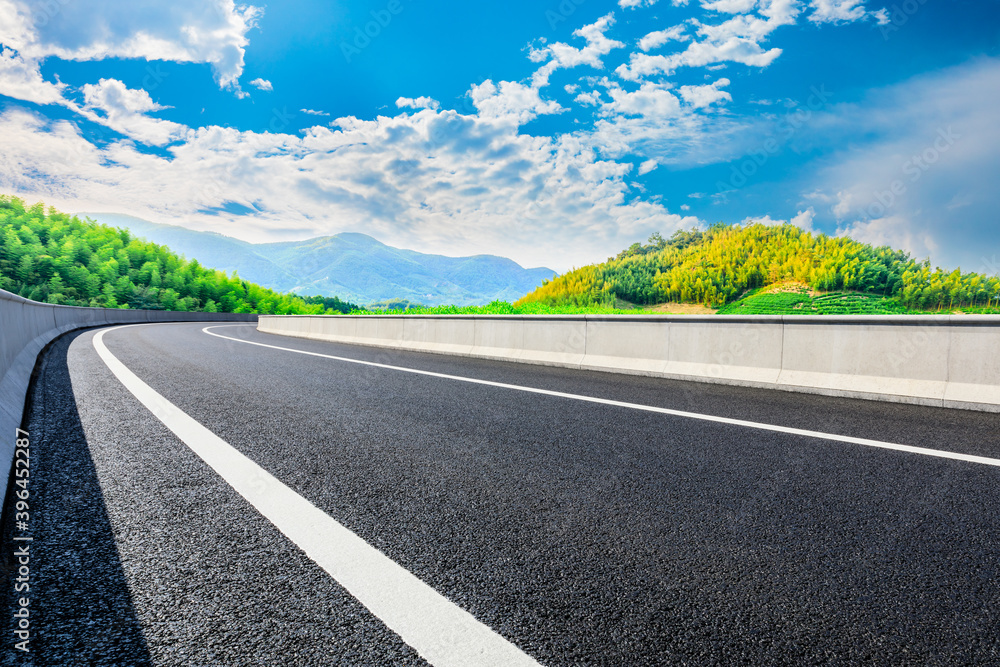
[{"left": 717, "top": 290, "right": 911, "bottom": 315}]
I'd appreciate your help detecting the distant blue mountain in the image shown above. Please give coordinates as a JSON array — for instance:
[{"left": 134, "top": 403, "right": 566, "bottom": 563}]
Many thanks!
[{"left": 78, "top": 213, "right": 556, "bottom": 306}]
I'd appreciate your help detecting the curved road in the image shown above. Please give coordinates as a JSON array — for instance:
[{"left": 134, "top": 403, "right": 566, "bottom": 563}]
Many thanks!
[{"left": 3, "top": 322, "right": 1000, "bottom": 665}]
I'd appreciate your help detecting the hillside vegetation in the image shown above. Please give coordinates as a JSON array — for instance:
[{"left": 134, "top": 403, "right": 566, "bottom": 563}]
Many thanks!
[
  {"left": 0, "top": 196, "right": 358, "bottom": 314},
  {"left": 516, "top": 224, "right": 1000, "bottom": 313}
]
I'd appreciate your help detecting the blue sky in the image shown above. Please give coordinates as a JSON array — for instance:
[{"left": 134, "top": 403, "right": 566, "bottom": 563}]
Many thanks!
[{"left": 0, "top": 0, "right": 998, "bottom": 273}]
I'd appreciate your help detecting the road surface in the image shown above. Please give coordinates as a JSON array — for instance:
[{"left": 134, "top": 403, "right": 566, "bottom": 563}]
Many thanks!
[{"left": 3, "top": 322, "right": 999, "bottom": 665}]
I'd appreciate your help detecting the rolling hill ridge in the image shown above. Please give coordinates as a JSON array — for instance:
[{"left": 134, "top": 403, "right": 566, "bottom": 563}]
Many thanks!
[
  {"left": 516, "top": 224, "right": 1000, "bottom": 314},
  {"left": 0, "top": 196, "right": 355, "bottom": 314},
  {"left": 79, "top": 213, "right": 555, "bottom": 307}
]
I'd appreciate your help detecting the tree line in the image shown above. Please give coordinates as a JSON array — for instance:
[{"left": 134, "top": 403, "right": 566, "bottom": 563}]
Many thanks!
[
  {"left": 0, "top": 196, "right": 359, "bottom": 314},
  {"left": 518, "top": 223, "right": 1000, "bottom": 311}
]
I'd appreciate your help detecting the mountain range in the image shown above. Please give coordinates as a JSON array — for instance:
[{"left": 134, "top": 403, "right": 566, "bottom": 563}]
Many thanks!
[{"left": 78, "top": 213, "right": 555, "bottom": 306}]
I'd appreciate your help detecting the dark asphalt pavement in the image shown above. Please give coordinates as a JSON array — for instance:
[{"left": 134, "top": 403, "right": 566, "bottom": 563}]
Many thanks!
[{"left": 3, "top": 322, "right": 1000, "bottom": 665}]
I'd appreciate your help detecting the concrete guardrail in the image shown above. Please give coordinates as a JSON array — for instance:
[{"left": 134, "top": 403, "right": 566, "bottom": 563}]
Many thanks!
[
  {"left": 1, "top": 287, "right": 256, "bottom": 500},
  {"left": 258, "top": 313, "right": 1000, "bottom": 413}
]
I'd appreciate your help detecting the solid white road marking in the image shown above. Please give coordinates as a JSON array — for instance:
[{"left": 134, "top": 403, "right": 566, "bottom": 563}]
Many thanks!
[
  {"left": 93, "top": 326, "right": 542, "bottom": 667},
  {"left": 204, "top": 324, "right": 1000, "bottom": 469}
]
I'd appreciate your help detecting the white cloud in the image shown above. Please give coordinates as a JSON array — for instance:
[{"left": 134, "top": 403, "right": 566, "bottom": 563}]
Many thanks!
[
  {"left": 396, "top": 96, "right": 440, "bottom": 110},
  {"left": 531, "top": 14, "right": 624, "bottom": 88},
  {"left": 575, "top": 90, "right": 603, "bottom": 106},
  {"left": 638, "top": 26, "right": 690, "bottom": 51},
  {"left": 790, "top": 207, "right": 815, "bottom": 231},
  {"left": 583, "top": 72, "right": 758, "bottom": 167},
  {"left": 79, "top": 78, "right": 189, "bottom": 146},
  {"left": 0, "top": 47, "right": 66, "bottom": 105},
  {"left": 838, "top": 215, "right": 938, "bottom": 259},
  {"left": 679, "top": 77, "right": 732, "bottom": 107},
  {"left": 470, "top": 80, "right": 563, "bottom": 125},
  {"left": 249, "top": 78, "right": 272, "bottom": 91},
  {"left": 0, "top": 104, "right": 699, "bottom": 271},
  {"left": 82, "top": 78, "right": 167, "bottom": 115},
  {"left": 832, "top": 190, "right": 853, "bottom": 219},
  {"left": 702, "top": 0, "right": 758, "bottom": 13},
  {"left": 796, "top": 59, "right": 1000, "bottom": 270},
  {"left": 617, "top": 2, "right": 797, "bottom": 81},
  {"left": 638, "top": 159, "right": 659, "bottom": 174},
  {"left": 300, "top": 108, "right": 330, "bottom": 116},
  {"left": 602, "top": 82, "right": 682, "bottom": 118},
  {"left": 0, "top": 0, "right": 261, "bottom": 90},
  {"left": 808, "top": 0, "right": 876, "bottom": 24},
  {"left": 742, "top": 214, "right": 791, "bottom": 228},
  {"left": 619, "top": 0, "right": 660, "bottom": 7}
]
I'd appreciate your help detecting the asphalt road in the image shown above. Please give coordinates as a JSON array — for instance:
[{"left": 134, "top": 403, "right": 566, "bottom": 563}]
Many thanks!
[{"left": 3, "top": 322, "right": 1000, "bottom": 666}]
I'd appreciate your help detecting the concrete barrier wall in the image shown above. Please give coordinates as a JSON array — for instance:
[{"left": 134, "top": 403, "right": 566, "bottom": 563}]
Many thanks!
[
  {"left": 0, "top": 287, "right": 256, "bottom": 500},
  {"left": 258, "top": 313, "right": 1000, "bottom": 413}
]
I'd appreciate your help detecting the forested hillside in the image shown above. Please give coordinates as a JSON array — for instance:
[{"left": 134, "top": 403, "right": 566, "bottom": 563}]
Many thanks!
[
  {"left": 0, "top": 196, "right": 357, "bottom": 314},
  {"left": 517, "top": 224, "right": 1000, "bottom": 312}
]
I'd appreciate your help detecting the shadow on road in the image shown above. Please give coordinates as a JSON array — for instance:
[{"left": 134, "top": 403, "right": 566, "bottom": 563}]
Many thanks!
[{"left": 1, "top": 330, "right": 152, "bottom": 666}]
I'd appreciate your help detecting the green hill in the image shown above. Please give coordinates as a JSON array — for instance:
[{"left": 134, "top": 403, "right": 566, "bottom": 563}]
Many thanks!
[
  {"left": 0, "top": 196, "right": 358, "bottom": 314},
  {"left": 516, "top": 223, "right": 1000, "bottom": 314}
]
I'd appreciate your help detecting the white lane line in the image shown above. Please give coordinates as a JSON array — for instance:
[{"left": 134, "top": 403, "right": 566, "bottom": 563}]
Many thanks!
[
  {"left": 204, "top": 324, "right": 1000, "bottom": 469},
  {"left": 93, "top": 326, "right": 542, "bottom": 667}
]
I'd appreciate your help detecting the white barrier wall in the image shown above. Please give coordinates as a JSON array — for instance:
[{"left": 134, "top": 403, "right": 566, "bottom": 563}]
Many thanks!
[
  {"left": 259, "top": 313, "right": 1000, "bottom": 413},
  {"left": 0, "top": 288, "right": 256, "bottom": 499}
]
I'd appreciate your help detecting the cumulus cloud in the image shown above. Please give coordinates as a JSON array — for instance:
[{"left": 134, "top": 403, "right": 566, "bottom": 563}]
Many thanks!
[
  {"left": 616, "top": 1, "right": 800, "bottom": 80},
  {"left": 808, "top": 0, "right": 885, "bottom": 24},
  {"left": 0, "top": 104, "right": 699, "bottom": 270},
  {"left": 0, "top": 0, "right": 261, "bottom": 90},
  {"left": 249, "top": 78, "right": 272, "bottom": 91},
  {"left": 396, "top": 96, "right": 440, "bottom": 110},
  {"left": 79, "top": 78, "right": 189, "bottom": 146},
  {"left": 530, "top": 14, "right": 624, "bottom": 88},
  {"left": 82, "top": 78, "right": 168, "bottom": 115},
  {"left": 678, "top": 78, "right": 732, "bottom": 107},
  {"left": 790, "top": 207, "right": 815, "bottom": 231},
  {"left": 602, "top": 81, "right": 682, "bottom": 117},
  {"left": 0, "top": 47, "right": 66, "bottom": 105},
  {"left": 3, "top": 0, "right": 965, "bottom": 274},
  {"left": 469, "top": 80, "right": 563, "bottom": 125},
  {"left": 638, "top": 26, "right": 690, "bottom": 51},
  {"left": 702, "top": 0, "right": 759, "bottom": 13}
]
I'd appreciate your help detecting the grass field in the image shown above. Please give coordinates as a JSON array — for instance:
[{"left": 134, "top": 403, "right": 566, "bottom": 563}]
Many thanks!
[
  {"left": 349, "top": 292, "right": 1000, "bottom": 316},
  {"left": 350, "top": 300, "right": 641, "bottom": 315}
]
